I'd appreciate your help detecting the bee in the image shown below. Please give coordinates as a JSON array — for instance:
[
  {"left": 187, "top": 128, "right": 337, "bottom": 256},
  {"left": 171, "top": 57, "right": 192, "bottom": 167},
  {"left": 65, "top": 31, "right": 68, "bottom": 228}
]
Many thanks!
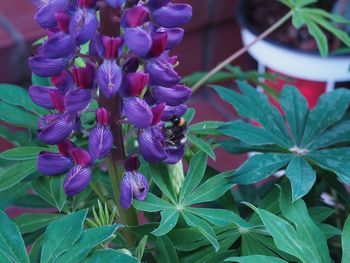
[{"left": 163, "top": 116, "right": 188, "bottom": 148}]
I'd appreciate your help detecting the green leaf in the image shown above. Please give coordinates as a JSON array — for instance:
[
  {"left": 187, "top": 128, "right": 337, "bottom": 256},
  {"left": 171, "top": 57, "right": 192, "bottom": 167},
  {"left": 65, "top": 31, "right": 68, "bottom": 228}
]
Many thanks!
[
  {"left": 0, "top": 101, "right": 39, "bottom": 128},
  {"left": 253, "top": 206, "right": 317, "bottom": 262},
  {"left": 280, "top": 85, "right": 308, "bottom": 145},
  {"left": 188, "top": 135, "right": 216, "bottom": 160},
  {"left": 285, "top": 156, "right": 316, "bottom": 201},
  {"left": 220, "top": 140, "right": 279, "bottom": 154},
  {"left": 14, "top": 194, "right": 53, "bottom": 209},
  {"left": 180, "top": 152, "right": 207, "bottom": 202},
  {"left": 41, "top": 210, "right": 87, "bottom": 263},
  {"left": 152, "top": 209, "right": 179, "bottom": 236},
  {"left": 14, "top": 213, "right": 66, "bottom": 234},
  {"left": 29, "top": 234, "right": 45, "bottom": 263},
  {"left": 308, "top": 206, "right": 335, "bottom": 223},
  {"left": 0, "top": 146, "right": 49, "bottom": 161},
  {"left": 145, "top": 163, "right": 177, "bottom": 204},
  {"left": 182, "top": 210, "right": 219, "bottom": 252},
  {"left": 183, "top": 108, "right": 196, "bottom": 124},
  {"left": 0, "top": 84, "right": 47, "bottom": 115},
  {"left": 301, "top": 89, "right": 350, "bottom": 147},
  {"left": 279, "top": 185, "right": 331, "bottom": 263},
  {"left": 183, "top": 172, "right": 232, "bottom": 206},
  {"left": 219, "top": 120, "right": 275, "bottom": 145},
  {"left": 82, "top": 249, "right": 139, "bottom": 263},
  {"left": 189, "top": 121, "right": 225, "bottom": 135},
  {"left": 0, "top": 182, "right": 30, "bottom": 210},
  {"left": 225, "top": 255, "right": 287, "bottom": 263},
  {"left": 306, "top": 148, "right": 350, "bottom": 186},
  {"left": 56, "top": 224, "right": 121, "bottom": 263},
  {"left": 231, "top": 154, "right": 292, "bottom": 185},
  {"left": 319, "top": 224, "right": 341, "bottom": 239},
  {"left": 135, "top": 235, "right": 148, "bottom": 260},
  {"left": 0, "top": 160, "right": 37, "bottom": 191},
  {"left": 32, "top": 175, "right": 67, "bottom": 211},
  {"left": 185, "top": 207, "right": 250, "bottom": 228},
  {"left": 342, "top": 215, "right": 350, "bottom": 263},
  {"left": 133, "top": 193, "right": 174, "bottom": 212},
  {"left": 156, "top": 236, "right": 179, "bottom": 263},
  {"left": 0, "top": 209, "right": 29, "bottom": 263},
  {"left": 304, "top": 17, "right": 328, "bottom": 56}
]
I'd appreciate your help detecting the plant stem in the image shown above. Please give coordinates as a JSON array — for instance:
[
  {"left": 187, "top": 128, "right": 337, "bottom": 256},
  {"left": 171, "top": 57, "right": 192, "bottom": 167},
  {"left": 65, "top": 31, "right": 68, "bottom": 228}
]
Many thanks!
[
  {"left": 98, "top": 2, "right": 138, "bottom": 247},
  {"left": 191, "top": 10, "right": 293, "bottom": 92}
]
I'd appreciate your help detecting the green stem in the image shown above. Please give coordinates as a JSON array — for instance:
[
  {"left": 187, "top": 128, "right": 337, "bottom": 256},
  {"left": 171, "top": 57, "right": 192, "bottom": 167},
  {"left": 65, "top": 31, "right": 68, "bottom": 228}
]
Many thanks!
[{"left": 191, "top": 10, "right": 293, "bottom": 92}]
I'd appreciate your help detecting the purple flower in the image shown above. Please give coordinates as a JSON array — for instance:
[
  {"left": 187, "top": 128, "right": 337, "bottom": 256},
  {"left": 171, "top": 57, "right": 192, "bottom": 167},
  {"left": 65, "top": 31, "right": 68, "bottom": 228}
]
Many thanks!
[
  {"left": 121, "top": 6, "right": 149, "bottom": 27},
  {"left": 151, "top": 84, "right": 191, "bottom": 106},
  {"left": 164, "top": 28, "right": 184, "bottom": 49},
  {"left": 34, "top": 0, "right": 69, "bottom": 29},
  {"left": 147, "top": 0, "right": 171, "bottom": 10},
  {"left": 41, "top": 32, "right": 75, "bottom": 59},
  {"left": 71, "top": 64, "right": 95, "bottom": 89},
  {"left": 97, "top": 60, "right": 123, "bottom": 98},
  {"left": 88, "top": 108, "right": 113, "bottom": 160},
  {"left": 105, "top": 0, "right": 126, "bottom": 9},
  {"left": 120, "top": 72, "right": 149, "bottom": 97},
  {"left": 37, "top": 152, "right": 73, "bottom": 176},
  {"left": 162, "top": 104, "right": 188, "bottom": 121},
  {"left": 123, "top": 97, "right": 153, "bottom": 128},
  {"left": 123, "top": 27, "right": 152, "bottom": 57},
  {"left": 64, "top": 165, "right": 92, "bottom": 196},
  {"left": 152, "top": 3, "right": 192, "bottom": 28},
  {"left": 28, "top": 56, "right": 68, "bottom": 77},
  {"left": 120, "top": 155, "right": 149, "bottom": 208},
  {"left": 64, "top": 89, "right": 92, "bottom": 113},
  {"left": 69, "top": 8, "right": 98, "bottom": 45},
  {"left": 146, "top": 57, "right": 180, "bottom": 87}
]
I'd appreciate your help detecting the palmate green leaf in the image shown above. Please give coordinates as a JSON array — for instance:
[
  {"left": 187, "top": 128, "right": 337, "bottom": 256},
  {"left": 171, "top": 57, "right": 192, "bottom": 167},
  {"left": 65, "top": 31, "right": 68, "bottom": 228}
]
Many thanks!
[
  {"left": 0, "top": 84, "right": 47, "bottom": 115},
  {"left": 0, "top": 146, "right": 49, "bottom": 161},
  {"left": 185, "top": 207, "right": 250, "bottom": 228},
  {"left": 342, "top": 215, "right": 350, "bottom": 263},
  {"left": 232, "top": 154, "right": 292, "bottom": 185},
  {"left": 241, "top": 234, "right": 278, "bottom": 258},
  {"left": 189, "top": 121, "right": 225, "bottom": 135},
  {"left": 152, "top": 209, "right": 179, "bottom": 236},
  {"left": 285, "top": 156, "right": 316, "bottom": 201},
  {"left": 188, "top": 135, "right": 216, "bottom": 160},
  {"left": 214, "top": 84, "right": 292, "bottom": 148},
  {"left": 32, "top": 175, "right": 67, "bottom": 212},
  {"left": 133, "top": 193, "right": 174, "bottom": 212},
  {"left": 15, "top": 194, "right": 53, "bottom": 209},
  {"left": 55, "top": 224, "right": 121, "bottom": 263},
  {"left": 0, "top": 209, "right": 29, "bottom": 263},
  {"left": 319, "top": 224, "right": 341, "bottom": 239},
  {"left": 183, "top": 108, "right": 196, "bottom": 124},
  {"left": 181, "top": 210, "right": 219, "bottom": 252},
  {"left": 306, "top": 148, "right": 350, "bottom": 186},
  {"left": 218, "top": 121, "right": 274, "bottom": 146},
  {"left": 220, "top": 140, "right": 279, "bottom": 154},
  {"left": 82, "top": 249, "right": 139, "bottom": 263},
  {"left": 250, "top": 205, "right": 317, "bottom": 262},
  {"left": 135, "top": 235, "right": 148, "bottom": 260},
  {"left": 279, "top": 186, "right": 331, "bottom": 263},
  {"left": 225, "top": 255, "right": 287, "bottom": 263},
  {"left": 41, "top": 210, "right": 87, "bottom": 263},
  {"left": 0, "top": 101, "right": 38, "bottom": 129},
  {"left": 179, "top": 151, "right": 207, "bottom": 202},
  {"left": 14, "top": 213, "right": 66, "bottom": 234},
  {"left": 304, "top": 16, "right": 328, "bottom": 56},
  {"left": 280, "top": 85, "right": 308, "bottom": 145},
  {"left": 156, "top": 236, "right": 179, "bottom": 263},
  {"left": 301, "top": 89, "right": 350, "bottom": 147},
  {"left": 0, "top": 160, "right": 37, "bottom": 191},
  {"left": 29, "top": 234, "right": 45, "bottom": 263},
  {"left": 183, "top": 172, "right": 233, "bottom": 206}
]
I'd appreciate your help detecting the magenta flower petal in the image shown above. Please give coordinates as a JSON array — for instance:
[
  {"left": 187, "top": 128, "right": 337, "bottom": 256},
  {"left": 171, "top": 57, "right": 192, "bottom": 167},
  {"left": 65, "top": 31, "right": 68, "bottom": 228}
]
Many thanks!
[
  {"left": 70, "top": 147, "right": 92, "bottom": 167},
  {"left": 121, "top": 6, "right": 149, "bottom": 27},
  {"left": 96, "top": 107, "right": 109, "bottom": 125},
  {"left": 38, "top": 113, "right": 74, "bottom": 144},
  {"left": 124, "top": 154, "right": 140, "bottom": 171},
  {"left": 123, "top": 27, "right": 152, "bottom": 57},
  {"left": 149, "top": 31, "right": 167, "bottom": 58},
  {"left": 123, "top": 97, "right": 153, "bottom": 128},
  {"left": 152, "top": 3, "right": 192, "bottom": 28},
  {"left": 41, "top": 33, "right": 75, "bottom": 59},
  {"left": 151, "top": 103, "right": 165, "bottom": 125},
  {"left": 28, "top": 56, "right": 67, "bottom": 77},
  {"left": 88, "top": 126, "right": 113, "bottom": 160},
  {"left": 37, "top": 151, "right": 72, "bottom": 176},
  {"left": 64, "top": 165, "right": 91, "bottom": 196},
  {"left": 146, "top": 58, "right": 180, "bottom": 87},
  {"left": 35, "top": 0, "right": 69, "bottom": 29},
  {"left": 29, "top": 85, "right": 56, "bottom": 109},
  {"left": 161, "top": 104, "right": 187, "bottom": 121},
  {"left": 120, "top": 72, "right": 149, "bottom": 97},
  {"left": 64, "top": 89, "right": 91, "bottom": 113},
  {"left": 97, "top": 60, "right": 122, "bottom": 98},
  {"left": 152, "top": 84, "right": 191, "bottom": 106},
  {"left": 69, "top": 8, "right": 98, "bottom": 45},
  {"left": 102, "top": 35, "right": 123, "bottom": 59},
  {"left": 71, "top": 64, "right": 95, "bottom": 89},
  {"left": 138, "top": 127, "right": 167, "bottom": 162}
]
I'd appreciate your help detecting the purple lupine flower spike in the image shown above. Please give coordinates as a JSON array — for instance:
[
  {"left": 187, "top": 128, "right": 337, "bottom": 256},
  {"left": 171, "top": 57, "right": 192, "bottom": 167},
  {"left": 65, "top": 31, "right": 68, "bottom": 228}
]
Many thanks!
[
  {"left": 105, "top": 0, "right": 126, "bottom": 9},
  {"left": 148, "top": 31, "right": 168, "bottom": 58},
  {"left": 64, "top": 165, "right": 92, "bottom": 196},
  {"left": 146, "top": 58, "right": 180, "bottom": 87},
  {"left": 120, "top": 155, "right": 149, "bottom": 208},
  {"left": 28, "top": 56, "right": 68, "bottom": 77},
  {"left": 121, "top": 6, "right": 149, "bottom": 27},
  {"left": 34, "top": 0, "right": 69, "bottom": 29},
  {"left": 123, "top": 28, "right": 152, "bottom": 57},
  {"left": 88, "top": 108, "right": 114, "bottom": 160},
  {"left": 151, "top": 84, "right": 191, "bottom": 106},
  {"left": 123, "top": 97, "right": 153, "bottom": 128},
  {"left": 41, "top": 32, "right": 75, "bottom": 59},
  {"left": 152, "top": 3, "right": 192, "bottom": 28}
]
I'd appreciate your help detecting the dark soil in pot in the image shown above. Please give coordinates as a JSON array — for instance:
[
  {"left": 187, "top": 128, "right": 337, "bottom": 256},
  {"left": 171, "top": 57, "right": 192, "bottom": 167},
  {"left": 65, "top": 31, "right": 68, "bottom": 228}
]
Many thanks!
[{"left": 243, "top": 0, "right": 343, "bottom": 52}]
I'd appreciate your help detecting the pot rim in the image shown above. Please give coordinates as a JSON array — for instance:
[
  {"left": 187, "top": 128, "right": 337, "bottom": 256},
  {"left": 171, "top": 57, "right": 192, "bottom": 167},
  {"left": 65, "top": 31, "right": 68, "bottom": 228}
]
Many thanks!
[{"left": 236, "top": 0, "right": 350, "bottom": 58}]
